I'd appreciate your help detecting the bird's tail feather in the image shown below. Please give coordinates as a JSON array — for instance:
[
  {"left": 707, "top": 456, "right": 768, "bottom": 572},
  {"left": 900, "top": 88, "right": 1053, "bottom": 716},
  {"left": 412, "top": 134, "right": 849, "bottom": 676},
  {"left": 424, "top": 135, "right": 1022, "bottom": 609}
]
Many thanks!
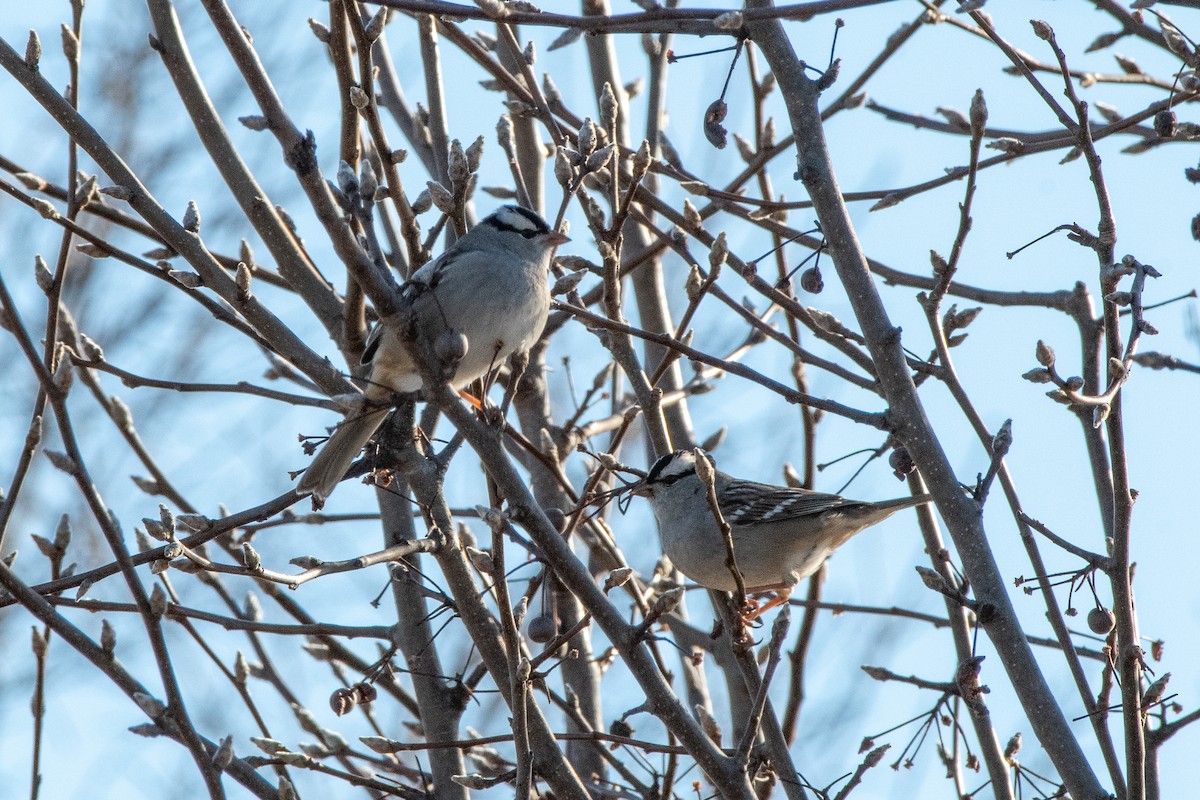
[
  {"left": 853, "top": 494, "right": 933, "bottom": 524},
  {"left": 297, "top": 407, "right": 390, "bottom": 503}
]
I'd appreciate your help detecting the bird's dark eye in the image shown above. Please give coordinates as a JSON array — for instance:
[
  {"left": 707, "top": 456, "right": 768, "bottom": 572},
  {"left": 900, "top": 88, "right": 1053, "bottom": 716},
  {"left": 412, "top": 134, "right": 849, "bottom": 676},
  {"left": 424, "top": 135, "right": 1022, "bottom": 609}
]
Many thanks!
[{"left": 654, "top": 468, "right": 693, "bottom": 486}]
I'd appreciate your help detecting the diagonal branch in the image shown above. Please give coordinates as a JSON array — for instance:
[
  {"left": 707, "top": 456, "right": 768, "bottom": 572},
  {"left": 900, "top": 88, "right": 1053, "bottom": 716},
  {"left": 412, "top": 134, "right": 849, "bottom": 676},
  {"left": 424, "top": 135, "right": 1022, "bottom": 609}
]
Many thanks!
[{"left": 743, "top": 5, "right": 1107, "bottom": 799}]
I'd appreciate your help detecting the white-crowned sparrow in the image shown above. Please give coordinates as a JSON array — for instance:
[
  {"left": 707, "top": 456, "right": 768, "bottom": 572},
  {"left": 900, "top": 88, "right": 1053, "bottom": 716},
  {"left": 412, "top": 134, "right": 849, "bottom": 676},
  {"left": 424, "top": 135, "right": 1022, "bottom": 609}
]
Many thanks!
[
  {"left": 633, "top": 448, "right": 930, "bottom": 616},
  {"left": 298, "top": 205, "right": 568, "bottom": 503}
]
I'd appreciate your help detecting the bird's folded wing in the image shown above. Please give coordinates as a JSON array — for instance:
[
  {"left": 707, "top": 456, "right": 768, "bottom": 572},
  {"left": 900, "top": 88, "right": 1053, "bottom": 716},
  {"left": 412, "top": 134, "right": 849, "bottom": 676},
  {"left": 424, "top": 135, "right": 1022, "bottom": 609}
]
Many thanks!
[{"left": 720, "top": 481, "right": 850, "bottom": 525}]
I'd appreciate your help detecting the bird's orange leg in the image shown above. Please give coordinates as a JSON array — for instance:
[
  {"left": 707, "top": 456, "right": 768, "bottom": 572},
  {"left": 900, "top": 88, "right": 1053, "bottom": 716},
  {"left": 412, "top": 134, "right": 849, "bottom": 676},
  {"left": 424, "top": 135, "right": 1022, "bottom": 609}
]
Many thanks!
[
  {"left": 741, "top": 587, "right": 793, "bottom": 622},
  {"left": 458, "top": 390, "right": 484, "bottom": 410},
  {"left": 457, "top": 343, "right": 511, "bottom": 415}
]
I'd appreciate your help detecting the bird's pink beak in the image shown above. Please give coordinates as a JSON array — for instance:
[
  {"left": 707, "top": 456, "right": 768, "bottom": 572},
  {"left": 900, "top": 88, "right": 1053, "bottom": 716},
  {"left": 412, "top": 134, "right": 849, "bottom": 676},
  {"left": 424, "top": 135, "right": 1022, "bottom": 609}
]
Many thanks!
[{"left": 545, "top": 230, "right": 570, "bottom": 247}]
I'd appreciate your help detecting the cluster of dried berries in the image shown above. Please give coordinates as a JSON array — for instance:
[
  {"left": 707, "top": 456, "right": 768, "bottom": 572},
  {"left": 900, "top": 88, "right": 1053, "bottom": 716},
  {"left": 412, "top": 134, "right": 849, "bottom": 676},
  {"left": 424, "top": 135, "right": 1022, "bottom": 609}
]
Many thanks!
[{"left": 329, "top": 682, "right": 378, "bottom": 716}]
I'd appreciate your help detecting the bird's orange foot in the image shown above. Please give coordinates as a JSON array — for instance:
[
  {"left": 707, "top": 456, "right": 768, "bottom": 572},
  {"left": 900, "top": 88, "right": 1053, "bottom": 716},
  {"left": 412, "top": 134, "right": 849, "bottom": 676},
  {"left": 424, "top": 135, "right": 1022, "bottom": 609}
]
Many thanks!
[
  {"left": 741, "top": 590, "right": 791, "bottom": 623},
  {"left": 738, "top": 596, "right": 762, "bottom": 625}
]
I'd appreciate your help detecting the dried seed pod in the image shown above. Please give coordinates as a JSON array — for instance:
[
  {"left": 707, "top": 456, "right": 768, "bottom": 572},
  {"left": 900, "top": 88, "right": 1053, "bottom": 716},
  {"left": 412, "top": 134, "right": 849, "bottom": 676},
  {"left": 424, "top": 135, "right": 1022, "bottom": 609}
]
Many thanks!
[
  {"left": 329, "top": 687, "right": 357, "bottom": 716},
  {"left": 1087, "top": 606, "right": 1115, "bottom": 635},
  {"left": 889, "top": 446, "right": 916, "bottom": 479},
  {"left": 527, "top": 614, "right": 557, "bottom": 643},
  {"left": 800, "top": 265, "right": 824, "bottom": 294},
  {"left": 542, "top": 506, "right": 567, "bottom": 532},
  {"left": 355, "top": 682, "right": 378, "bottom": 704},
  {"left": 609, "top": 719, "right": 634, "bottom": 738},
  {"left": 704, "top": 99, "right": 728, "bottom": 149},
  {"left": 1154, "top": 109, "right": 1177, "bottom": 138}
]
